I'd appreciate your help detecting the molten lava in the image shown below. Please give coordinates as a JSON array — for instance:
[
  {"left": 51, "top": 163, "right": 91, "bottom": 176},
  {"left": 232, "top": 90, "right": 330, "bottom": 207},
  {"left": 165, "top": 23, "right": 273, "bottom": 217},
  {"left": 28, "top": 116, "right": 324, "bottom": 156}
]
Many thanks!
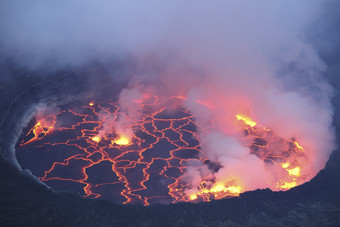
[
  {"left": 91, "top": 136, "right": 101, "bottom": 143},
  {"left": 113, "top": 136, "right": 130, "bottom": 146},
  {"left": 235, "top": 114, "right": 307, "bottom": 191},
  {"left": 21, "top": 116, "right": 56, "bottom": 145},
  {"left": 16, "top": 95, "right": 309, "bottom": 205},
  {"left": 236, "top": 114, "right": 257, "bottom": 127},
  {"left": 189, "top": 184, "right": 242, "bottom": 202}
]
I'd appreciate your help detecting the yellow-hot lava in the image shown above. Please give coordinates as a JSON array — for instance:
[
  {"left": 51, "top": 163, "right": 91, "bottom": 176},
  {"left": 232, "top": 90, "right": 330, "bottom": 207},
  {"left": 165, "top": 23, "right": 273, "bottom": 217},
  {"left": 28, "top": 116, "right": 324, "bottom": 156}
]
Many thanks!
[
  {"left": 294, "top": 142, "right": 304, "bottom": 152},
  {"left": 282, "top": 162, "right": 290, "bottom": 169},
  {"left": 21, "top": 117, "right": 56, "bottom": 145},
  {"left": 113, "top": 135, "right": 130, "bottom": 146},
  {"left": 281, "top": 163, "right": 302, "bottom": 176},
  {"left": 91, "top": 136, "right": 101, "bottom": 143},
  {"left": 190, "top": 194, "right": 198, "bottom": 200},
  {"left": 277, "top": 181, "right": 297, "bottom": 189},
  {"left": 287, "top": 167, "right": 301, "bottom": 177},
  {"left": 234, "top": 114, "right": 306, "bottom": 191},
  {"left": 236, "top": 114, "right": 257, "bottom": 127},
  {"left": 189, "top": 183, "right": 243, "bottom": 201},
  {"left": 89, "top": 102, "right": 94, "bottom": 106},
  {"left": 276, "top": 163, "right": 302, "bottom": 189}
]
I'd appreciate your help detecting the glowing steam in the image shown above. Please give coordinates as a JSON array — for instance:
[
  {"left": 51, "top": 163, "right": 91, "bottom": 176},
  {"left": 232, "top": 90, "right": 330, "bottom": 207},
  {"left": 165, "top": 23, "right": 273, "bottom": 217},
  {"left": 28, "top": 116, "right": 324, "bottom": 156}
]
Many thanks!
[{"left": 91, "top": 88, "right": 143, "bottom": 145}]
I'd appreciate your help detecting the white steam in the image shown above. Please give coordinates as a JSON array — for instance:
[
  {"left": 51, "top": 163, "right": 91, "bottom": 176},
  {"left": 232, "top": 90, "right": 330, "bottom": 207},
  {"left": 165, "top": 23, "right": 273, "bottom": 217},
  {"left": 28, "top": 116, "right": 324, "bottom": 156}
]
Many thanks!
[{"left": 95, "top": 88, "right": 142, "bottom": 141}]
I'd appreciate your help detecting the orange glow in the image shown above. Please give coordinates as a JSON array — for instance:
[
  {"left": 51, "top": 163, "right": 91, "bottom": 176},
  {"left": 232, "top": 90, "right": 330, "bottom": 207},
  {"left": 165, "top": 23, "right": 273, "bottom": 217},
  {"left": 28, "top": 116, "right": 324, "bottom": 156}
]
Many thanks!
[
  {"left": 21, "top": 117, "right": 56, "bottom": 145},
  {"left": 113, "top": 136, "right": 130, "bottom": 146},
  {"left": 287, "top": 167, "right": 301, "bottom": 177},
  {"left": 224, "top": 185, "right": 242, "bottom": 194},
  {"left": 294, "top": 142, "right": 304, "bottom": 152},
  {"left": 277, "top": 162, "right": 302, "bottom": 189},
  {"left": 195, "top": 99, "right": 216, "bottom": 109},
  {"left": 89, "top": 102, "right": 94, "bottom": 106},
  {"left": 282, "top": 162, "right": 290, "bottom": 169},
  {"left": 190, "top": 194, "right": 197, "bottom": 200},
  {"left": 189, "top": 184, "right": 242, "bottom": 201},
  {"left": 91, "top": 136, "right": 101, "bottom": 143},
  {"left": 281, "top": 163, "right": 301, "bottom": 177},
  {"left": 277, "top": 181, "right": 297, "bottom": 189},
  {"left": 236, "top": 114, "right": 257, "bottom": 127},
  {"left": 235, "top": 114, "right": 307, "bottom": 192}
]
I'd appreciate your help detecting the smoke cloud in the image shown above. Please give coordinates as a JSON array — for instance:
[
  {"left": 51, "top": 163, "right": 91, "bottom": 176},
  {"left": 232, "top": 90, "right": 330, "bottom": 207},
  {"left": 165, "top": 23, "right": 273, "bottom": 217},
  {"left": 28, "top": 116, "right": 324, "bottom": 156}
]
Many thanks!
[{"left": 0, "top": 0, "right": 336, "bottom": 196}]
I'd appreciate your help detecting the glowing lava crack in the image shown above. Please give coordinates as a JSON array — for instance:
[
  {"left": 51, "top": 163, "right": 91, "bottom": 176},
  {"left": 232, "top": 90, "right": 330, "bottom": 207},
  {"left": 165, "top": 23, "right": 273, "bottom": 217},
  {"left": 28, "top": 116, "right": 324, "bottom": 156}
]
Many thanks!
[{"left": 16, "top": 96, "right": 307, "bottom": 205}]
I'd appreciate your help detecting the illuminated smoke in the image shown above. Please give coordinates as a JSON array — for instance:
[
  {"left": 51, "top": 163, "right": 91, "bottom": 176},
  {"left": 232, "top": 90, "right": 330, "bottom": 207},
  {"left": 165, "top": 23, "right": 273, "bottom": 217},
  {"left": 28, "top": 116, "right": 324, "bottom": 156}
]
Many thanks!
[
  {"left": 1, "top": 0, "right": 336, "bottom": 201},
  {"left": 94, "top": 88, "right": 142, "bottom": 143}
]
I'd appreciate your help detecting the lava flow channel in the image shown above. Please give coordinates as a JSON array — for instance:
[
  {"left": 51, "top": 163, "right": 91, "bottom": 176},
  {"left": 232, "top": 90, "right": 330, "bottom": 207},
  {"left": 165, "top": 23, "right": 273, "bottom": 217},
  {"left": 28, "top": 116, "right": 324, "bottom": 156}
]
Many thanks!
[{"left": 16, "top": 96, "right": 307, "bottom": 205}]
